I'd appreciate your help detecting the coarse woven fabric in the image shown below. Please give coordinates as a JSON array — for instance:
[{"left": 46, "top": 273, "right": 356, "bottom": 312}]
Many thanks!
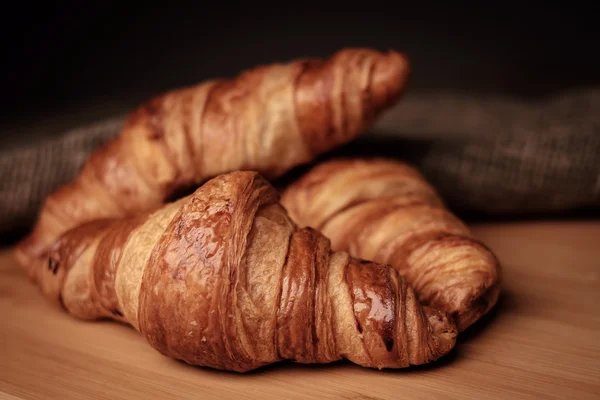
[{"left": 1, "top": 87, "right": 599, "bottom": 237}]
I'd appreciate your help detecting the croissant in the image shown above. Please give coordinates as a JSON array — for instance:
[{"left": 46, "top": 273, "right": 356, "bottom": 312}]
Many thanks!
[
  {"left": 35, "top": 171, "right": 456, "bottom": 372},
  {"left": 281, "top": 158, "right": 501, "bottom": 331},
  {"left": 16, "top": 48, "right": 410, "bottom": 272}
]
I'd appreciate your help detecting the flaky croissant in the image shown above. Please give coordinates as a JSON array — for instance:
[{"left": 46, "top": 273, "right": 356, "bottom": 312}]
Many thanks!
[
  {"left": 16, "top": 48, "right": 409, "bottom": 272},
  {"left": 281, "top": 158, "right": 501, "bottom": 331},
  {"left": 35, "top": 171, "right": 456, "bottom": 372}
]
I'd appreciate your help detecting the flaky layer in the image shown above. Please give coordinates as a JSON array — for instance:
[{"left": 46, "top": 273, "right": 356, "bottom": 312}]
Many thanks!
[
  {"left": 16, "top": 48, "right": 410, "bottom": 272},
  {"left": 281, "top": 158, "right": 501, "bottom": 331},
  {"left": 36, "top": 171, "right": 456, "bottom": 372}
]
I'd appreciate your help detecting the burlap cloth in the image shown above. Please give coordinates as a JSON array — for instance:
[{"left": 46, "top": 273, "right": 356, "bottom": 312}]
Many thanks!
[{"left": 2, "top": 87, "right": 599, "bottom": 237}]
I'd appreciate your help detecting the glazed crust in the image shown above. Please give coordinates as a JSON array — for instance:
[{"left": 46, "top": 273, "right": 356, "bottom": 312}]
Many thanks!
[
  {"left": 281, "top": 158, "right": 501, "bottom": 331},
  {"left": 35, "top": 171, "right": 456, "bottom": 373},
  {"left": 16, "top": 48, "right": 410, "bottom": 272}
]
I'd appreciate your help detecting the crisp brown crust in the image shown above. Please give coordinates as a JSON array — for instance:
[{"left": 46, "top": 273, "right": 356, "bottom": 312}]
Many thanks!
[
  {"left": 295, "top": 50, "right": 409, "bottom": 155},
  {"left": 38, "top": 220, "right": 111, "bottom": 308},
  {"left": 91, "top": 213, "right": 150, "bottom": 321},
  {"left": 16, "top": 48, "right": 410, "bottom": 273},
  {"left": 33, "top": 171, "right": 456, "bottom": 372},
  {"left": 281, "top": 158, "right": 502, "bottom": 332},
  {"left": 276, "top": 227, "right": 337, "bottom": 364}
]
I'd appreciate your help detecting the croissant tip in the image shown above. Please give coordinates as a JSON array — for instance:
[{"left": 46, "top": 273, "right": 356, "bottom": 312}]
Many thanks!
[
  {"left": 13, "top": 244, "right": 28, "bottom": 265},
  {"left": 14, "top": 238, "right": 37, "bottom": 270},
  {"left": 456, "top": 282, "right": 502, "bottom": 332},
  {"left": 424, "top": 307, "right": 459, "bottom": 355},
  {"left": 368, "top": 50, "right": 411, "bottom": 109}
]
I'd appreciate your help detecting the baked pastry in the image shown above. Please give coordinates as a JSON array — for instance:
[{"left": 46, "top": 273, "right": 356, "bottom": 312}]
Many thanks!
[
  {"left": 36, "top": 171, "right": 456, "bottom": 372},
  {"left": 281, "top": 158, "right": 501, "bottom": 331},
  {"left": 16, "top": 48, "right": 410, "bottom": 273}
]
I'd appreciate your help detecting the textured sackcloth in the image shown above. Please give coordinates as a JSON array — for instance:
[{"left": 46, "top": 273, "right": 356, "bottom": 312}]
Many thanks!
[{"left": 1, "top": 87, "right": 599, "bottom": 237}]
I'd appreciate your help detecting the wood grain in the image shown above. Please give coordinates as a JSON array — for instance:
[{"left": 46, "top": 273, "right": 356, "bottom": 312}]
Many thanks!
[{"left": 1, "top": 221, "right": 599, "bottom": 399}]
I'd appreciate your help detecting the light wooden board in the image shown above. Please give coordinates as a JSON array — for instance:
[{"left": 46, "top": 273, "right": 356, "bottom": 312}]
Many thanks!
[{"left": 1, "top": 221, "right": 599, "bottom": 399}]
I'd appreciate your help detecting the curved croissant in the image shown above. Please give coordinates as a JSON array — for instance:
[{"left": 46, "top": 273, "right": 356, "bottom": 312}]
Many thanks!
[
  {"left": 281, "top": 158, "right": 501, "bottom": 331},
  {"left": 35, "top": 171, "right": 456, "bottom": 372},
  {"left": 17, "top": 48, "right": 410, "bottom": 272}
]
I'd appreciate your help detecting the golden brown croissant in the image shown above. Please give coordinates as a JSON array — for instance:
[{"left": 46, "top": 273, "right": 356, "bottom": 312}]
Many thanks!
[
  {"left": 281, "top": 158, "right": 501, "bottom": 331},
  {"left": 16, "top": 48, "right": 410, "bottom": 272},
  {"left": 35, "top": 171, "right": 456, "bottom": 372}
]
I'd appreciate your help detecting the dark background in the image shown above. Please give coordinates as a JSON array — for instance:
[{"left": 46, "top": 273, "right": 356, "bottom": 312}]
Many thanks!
[{"left": 1, "top": 2, "right": 599, "bottom": 147}]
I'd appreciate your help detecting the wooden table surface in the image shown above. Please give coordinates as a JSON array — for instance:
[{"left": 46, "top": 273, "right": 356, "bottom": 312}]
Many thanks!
[{"left": 1, "top": 221, "right": 599, "bottom": 399}]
